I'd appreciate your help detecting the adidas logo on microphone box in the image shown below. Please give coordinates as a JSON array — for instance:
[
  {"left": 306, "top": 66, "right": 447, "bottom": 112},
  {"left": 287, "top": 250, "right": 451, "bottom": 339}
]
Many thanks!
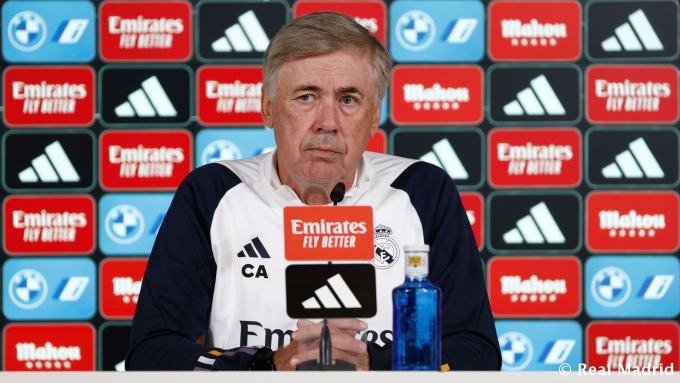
[
  {"left": 196, "top": 1, "right": 288, "bottom": 62},
  {"left": 285, "top": 264, "right": 376, "bottom": 319},
  {"left": 586, "top": 127, "right": 679, "bottom": 188},
  {"left": 488, "top": 65, "right": 582, "bottom": 125},
  {"left": 586, "top": 0, "right": 679, "bottom": 61},
  {"left": 2, "top": 130, "right": 95, "bottom": 192},
  {"left": 99, "top": 66, "right": 192, "bottom": 127}
]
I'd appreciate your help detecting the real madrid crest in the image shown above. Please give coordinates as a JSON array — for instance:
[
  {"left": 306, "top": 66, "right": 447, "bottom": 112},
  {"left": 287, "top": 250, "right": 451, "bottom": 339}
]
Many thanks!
[{"left": 371, "top": 224, "right": 399, "bottom": 269}]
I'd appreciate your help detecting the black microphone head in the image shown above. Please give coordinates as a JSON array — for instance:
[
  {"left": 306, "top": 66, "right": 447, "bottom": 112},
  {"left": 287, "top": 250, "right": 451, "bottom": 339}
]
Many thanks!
[{"left": 330, "top": 182, "right": 345, "bottom": 204}]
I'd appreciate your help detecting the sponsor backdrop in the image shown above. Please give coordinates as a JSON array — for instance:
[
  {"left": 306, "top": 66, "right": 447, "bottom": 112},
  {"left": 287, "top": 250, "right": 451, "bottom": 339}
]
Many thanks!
[{"left": 0, "top": 0, "right": 678, "bottom": 373}]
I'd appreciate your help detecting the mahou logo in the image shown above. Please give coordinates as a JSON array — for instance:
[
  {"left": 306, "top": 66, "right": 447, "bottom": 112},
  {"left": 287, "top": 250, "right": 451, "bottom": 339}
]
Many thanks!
[
  {"left": 586, "top": 65, "right": 679, "bottom": 124},
  {"left": 197, "top": 66, "right": 263, "bottom": 126},
  {"left": 587, "top": 191, "right": 679, "bottom": 253},
  {"left": 3, "top": 195, "right": 95, "bottom": 255},
  {"left": 3, "top": 323, "right": 95, "bottom": 371},
  {"left": 488, "top": 256, "right": 581, "bottom": 317},
  {"left": 100, "top": 258, "right": 147, "bottom": 319},
  {"left": 293, "top": 0, "right": 387, "bottom": 43},
  {"left": 460, "top": 192, "right": 483, "bottom": 250},
  {"left": 587, "top": 321, "right": 679, "bottom": 371},
  {"left": 488, "top": 0, "right": 582, "bottom": 61},
  {"left": 488, "top": 128, "right": 581, "bottom": 188},
  {"left": 391, "top": 65, "right": 483, "bottom": 125},
  {"left": 99, "top": 0, "right": 192, "bottom": 61},
  {"left": 3, "top": 66, "right": 95, "bottom": 127},
  {"left": 100, "top": 130, "right": 193, "bottom": 190}
]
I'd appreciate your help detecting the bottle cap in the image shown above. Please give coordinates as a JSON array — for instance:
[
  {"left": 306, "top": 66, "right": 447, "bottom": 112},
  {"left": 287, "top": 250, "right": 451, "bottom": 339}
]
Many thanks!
[
  {"left": 404, "top": 244, "right": 429, "bottom": 277},
  {"left": 404, "top": 244, "right": 429, "bottom": 253}
]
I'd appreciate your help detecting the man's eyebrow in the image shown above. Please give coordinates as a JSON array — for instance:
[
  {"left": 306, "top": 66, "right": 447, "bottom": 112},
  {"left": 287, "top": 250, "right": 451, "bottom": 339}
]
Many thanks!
[
  {"left": 293, "top": 85, "right": 321, "bottom": 93},
  {"left": 337, "top": 86, "right": 363, "bottom": 96},
  {"left": 292, "top": 85, "right": 364, "bottom": 97}
]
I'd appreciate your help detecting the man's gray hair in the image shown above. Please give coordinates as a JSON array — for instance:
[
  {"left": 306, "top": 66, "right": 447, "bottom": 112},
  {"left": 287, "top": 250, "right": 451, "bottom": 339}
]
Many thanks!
[{"left": 262, "top": 12, "right": 391, "bottom": 104}]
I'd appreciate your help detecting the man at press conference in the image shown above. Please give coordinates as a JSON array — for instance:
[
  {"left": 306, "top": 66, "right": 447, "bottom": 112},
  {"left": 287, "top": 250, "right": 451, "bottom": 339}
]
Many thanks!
[{"left": 126, "top": 12, "right": 501, "bottom": 371}]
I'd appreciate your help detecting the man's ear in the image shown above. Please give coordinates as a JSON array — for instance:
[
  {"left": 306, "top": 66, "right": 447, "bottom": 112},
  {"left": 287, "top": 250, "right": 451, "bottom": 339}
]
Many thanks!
[{"left": 261, "top": 87, "right": 273, "bottom": 128}]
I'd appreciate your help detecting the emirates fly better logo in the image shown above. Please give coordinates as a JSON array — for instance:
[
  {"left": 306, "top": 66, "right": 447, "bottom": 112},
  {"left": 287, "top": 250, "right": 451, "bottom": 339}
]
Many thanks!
[
  {"left": 586, "top": 191, "right": 679, "bottom": 253},
  {"left": 488, "top": 128, "right": 581, "bottom": 188},
  {"left": 293, "top": 0, "right": 387, "bottom": 43},
  {"left": 586, "top": 65, "right": 679, "bottom": 124},
  {"left": 587, "top": 321, "right": 679, "bottom": 371},
  {"left": 3, "top": 195, "right": 95, "bottom": 255},
  {"left": 3, "top": 66, "right": 95, "bottom": 127},
  {"left": 488, "top": 0, "right": 582, "bottom": 61},
  {"left": 99, "top": 130, "right": 193, "bottom": 191},
  {"left": 197, "top": 66, "right": 263, "bottom": 125},
  {"left": 391, "top": 65, "right": 483, "bottom": 125},
  {"left": 99, "top": 0, "right": 192, "bottom": 61}
]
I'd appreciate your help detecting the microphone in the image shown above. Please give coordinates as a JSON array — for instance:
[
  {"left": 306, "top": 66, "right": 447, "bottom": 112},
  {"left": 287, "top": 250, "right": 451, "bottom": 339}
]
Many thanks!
[
  {"left": 320, "top": 319, "right": 332, "bottom": 366},
  {"left": 296, "top": 181, "right": 356, "bottom": 371},
  {"left": 330, "top": 182, "right": 345, "bottom": 205}
]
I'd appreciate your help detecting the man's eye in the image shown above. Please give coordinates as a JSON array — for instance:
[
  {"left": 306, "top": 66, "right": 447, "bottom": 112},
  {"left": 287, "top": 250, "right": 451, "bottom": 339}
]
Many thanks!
[
  {"left": 299, "top": 94, "right": 312, "bottom": 101},
  {"left": 341, "top": 96, "right": 355, "bottom": 105}
]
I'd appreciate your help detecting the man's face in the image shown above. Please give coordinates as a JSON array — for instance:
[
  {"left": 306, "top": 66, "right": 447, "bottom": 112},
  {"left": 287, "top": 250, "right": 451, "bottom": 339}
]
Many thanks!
[{"left": 262, "top": 49, "right": 381, "bottom": 194}]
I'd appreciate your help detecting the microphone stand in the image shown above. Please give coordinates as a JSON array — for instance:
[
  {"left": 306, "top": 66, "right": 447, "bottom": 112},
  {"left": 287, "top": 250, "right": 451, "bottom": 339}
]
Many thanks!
[{"left": 296, "top": 183, "right": 357, "bottom": 371}]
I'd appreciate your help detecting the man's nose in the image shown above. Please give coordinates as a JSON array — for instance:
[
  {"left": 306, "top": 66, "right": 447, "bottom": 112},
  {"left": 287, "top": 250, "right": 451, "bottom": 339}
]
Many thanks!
[{"left": 315, "top": 97, "right": 340, "bottom": 132}]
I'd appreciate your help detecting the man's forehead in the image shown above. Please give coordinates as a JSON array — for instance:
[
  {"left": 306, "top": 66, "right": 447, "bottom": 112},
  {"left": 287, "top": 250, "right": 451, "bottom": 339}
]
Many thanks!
[{"left": 279, "top": 51, "right": 373, "bottom": 91}]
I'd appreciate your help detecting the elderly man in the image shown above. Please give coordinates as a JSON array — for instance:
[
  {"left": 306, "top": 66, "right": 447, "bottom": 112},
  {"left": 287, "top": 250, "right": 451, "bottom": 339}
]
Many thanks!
[{"left": 127, "top": 12, "right": 500, "bottom": 371}]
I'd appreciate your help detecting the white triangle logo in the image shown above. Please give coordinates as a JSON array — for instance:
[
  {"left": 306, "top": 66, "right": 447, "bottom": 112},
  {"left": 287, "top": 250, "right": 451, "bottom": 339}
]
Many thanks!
[
  {"left": 503, "top": 202, "right": 565, "bottom": 244},
  {"left": 503, "top": 75, "right": 566, "bottom": 116},
  {"left": 419, "top": 138, "right": 469, "bottom": 179},
  {"left": 115, "top": 76, "right": 177, "bottom": 118},
  {"left": 602, "top": 137, "right": 664, "bottom": 179},
  {"left": 18, "top": 141, "right": 80, "bottom": 183},
  {"left": 211, "top": 10, "right": 270, "bottom": 53},
  {"left": 601, "top": 10, "right": 663, "bottom": 52}
]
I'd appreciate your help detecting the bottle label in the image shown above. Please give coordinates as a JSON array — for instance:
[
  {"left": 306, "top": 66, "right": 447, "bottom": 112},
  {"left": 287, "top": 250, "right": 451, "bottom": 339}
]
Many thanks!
[{"left": 405, "top": 253, "right": 428, "bottom": 277}]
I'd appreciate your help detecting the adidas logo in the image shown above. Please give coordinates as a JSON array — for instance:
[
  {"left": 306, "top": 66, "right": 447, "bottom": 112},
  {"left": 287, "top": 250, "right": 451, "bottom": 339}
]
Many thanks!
[
  {"left": 601, "top": 10, "right": 663, "bottom": 52},
  {"left": 114, "top": 76, "right": 177, "bottom": 118},
  {"left": 602, "top": 138, "right": 664, "bottom": 179},
  {"left": 211, "top": 10, "right": 269, "bottom": 53},
  {"left": 18, "top": 141, "right": 80, "bottom": 183},
  {"left": 236, "top": 237, "right": 270, "bottom": 258},
  {"left": 503, "top": 202, "right": 565, "bottom": 244},
  {"left": 420, "top": 139, "right": 469, "bottom": 179},
  {"left": 301, "top": 274, "right": 362, "bottom": 309},
  {"left": 503, "top": 75, "right": 566, "bottom": 116}
]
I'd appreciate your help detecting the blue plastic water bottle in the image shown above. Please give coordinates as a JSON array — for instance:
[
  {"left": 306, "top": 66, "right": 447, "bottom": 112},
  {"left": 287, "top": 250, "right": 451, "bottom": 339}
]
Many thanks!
[{"left": 392, "top": 244, "right": 441, "bottom": 370}]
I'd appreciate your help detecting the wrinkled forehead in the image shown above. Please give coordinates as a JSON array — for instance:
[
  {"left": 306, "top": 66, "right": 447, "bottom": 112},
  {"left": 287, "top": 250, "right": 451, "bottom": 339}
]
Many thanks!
[{"left": 276, "top": 50, "right": 375, "bottom": 93}]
